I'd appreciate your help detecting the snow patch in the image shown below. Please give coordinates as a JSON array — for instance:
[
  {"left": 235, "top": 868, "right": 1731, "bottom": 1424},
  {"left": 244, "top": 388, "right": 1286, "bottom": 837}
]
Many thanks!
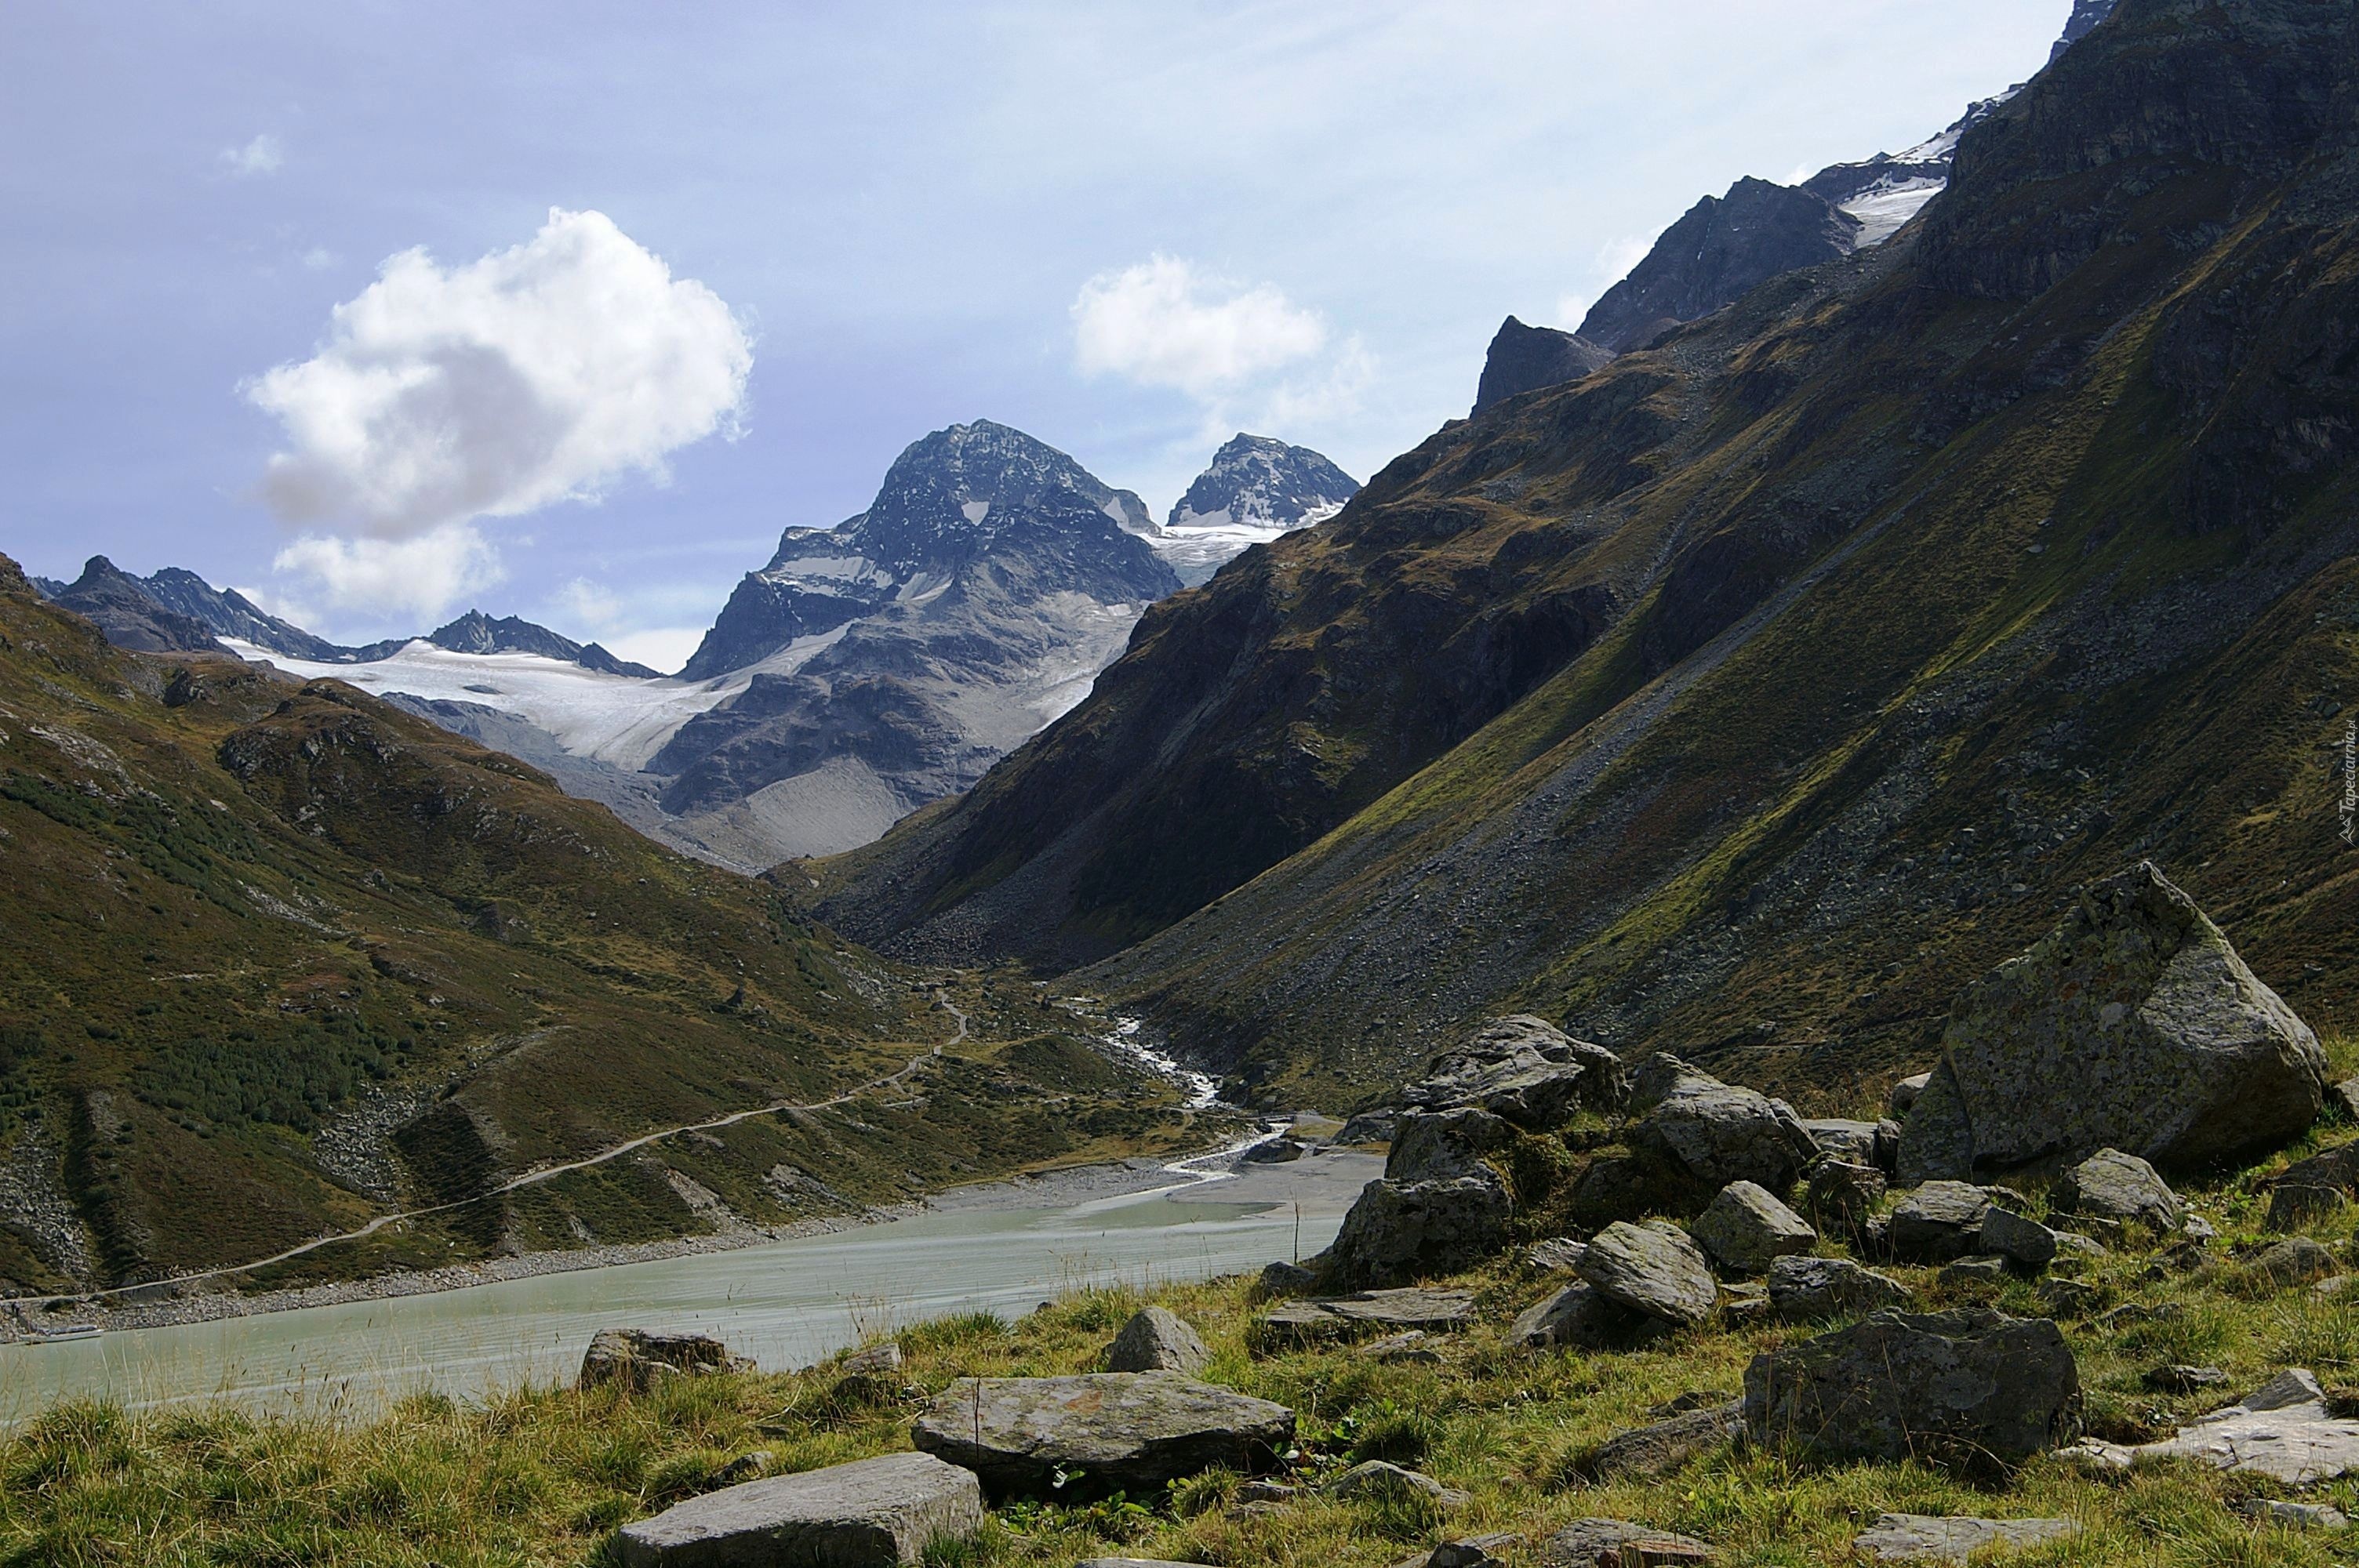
[{"left": 960, "top": 499, "right": 990, "bottom": 524}]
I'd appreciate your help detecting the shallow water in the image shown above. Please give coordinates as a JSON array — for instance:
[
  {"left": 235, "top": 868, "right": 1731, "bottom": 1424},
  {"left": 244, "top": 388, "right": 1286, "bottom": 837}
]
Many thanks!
[{"left": 0, "top": 1146, "right": 1375, "bottom": 1422}]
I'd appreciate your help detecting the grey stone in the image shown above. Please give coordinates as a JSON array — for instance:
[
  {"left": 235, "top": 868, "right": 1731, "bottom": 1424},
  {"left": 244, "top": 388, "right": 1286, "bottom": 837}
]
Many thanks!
[
  {"left": 1336, "top": 1110, "right": 1400, "bottom": 1145},
  {"left": 1899, "top": 863, "right": 2324, "bottom": 1182},
  {"left": 2239, "top": 1499, "right": 2351, "bottom": 1530},
  {"left": 1327, "top": 1172, "right": 1512, "bottom": 1287},
  {"left": 1744, "top": 1309, "right": 2079, "bottom": 1465},
  {"left": 840, "top": 1343, "right": 903, "bottom": 1377},
  {"left": 2144, "top": 1364, "right": 2229, "bottom": 1393},
  {"left": 1079, "top": 1561, "right": 1219, "bottom": 1568},
  {"left": 1259, "top": 1287, "right": 1479, "bottom": 1345},
  {"left": 1528, "top": 1236, "right": 1589, "bottom": 1272},
  {"left": 1805, "top": 1160, "right": 1887, "bottom": 1236},
  {"left": 1358, "top": 1330, "right": 1443, "bottom": 1364},
  {"left": 1508, "top": 1283, "right": 1663, "bottom": 1351},
  {"left": 2250, "top": 1236, "right": 2339, "bottom": 1286},
  {"left": 2072, "top": 1368, "right": 2359, "bottom": 1484},
  {"left": 581, "top": 1328, "right": 748, "bottom": 1393},
  {"left": 2333, "top": 1078, "right": 2359, "bottom": 1119},
  {"left": 1542, "top": 1519, "right": 1714, "bottom": 1566},
  {"left": 1978, "top": 1207, "right": 2058, "bottom": 1267},
  {"left": 2054, "top": 1149, "right": 2181, "bottom": 1232},
  {"left": 1387, "top": 1108, "right": 1514, "bottom": 1181},
  {"left": 1888, "top": 1181, "right": 1991, "bottom": 1262},
  {"left": 1803, "top": 1119, "right": 1881, "bottom": 1167},
  {"left": 1579, "top": 1221, "right": 1719, "bottom": 1325},
  {"left": 1242, "top": 1135, "right": 1307, "bottom": 1163},
  {"left": 615, "top": 1451, "right": 983, "bottom": 1568},
  {"left": 1937, "top": 1254, "right": 2010, "bottom": 1286},
  {"left": 1105, "top": 1307, "right": 1210, "bottom": 1374},
  {"left": 911, "top": 1372, "right": 1293, "bottom": 1497},
  {"left": 1767, "top": 1254, "right": 1910, "bottom": 1319},
  {"left": 1852, "top": 1513, "right": 2079, "bottom": 1563},
  {"left": 1584, "top": 1400, "right": 1742, "bottom": 1481},
  {"left": 1425, "top": 1535, "right": 1522, "bottom": 1568},
  {"left": 1257, "top": 1260, "right": 1319, "bottom": 1298},
  {"left": 1329, "top": 1459, "right": 1467, "bottom": 1509},
  {"left": 2268, "top": 1182, "right": 2344, "bottom": 1231},
  {"left": 1688, "top": 1181, "right": 1816, "bottom": 1275},
  {"left": 1400, "top": 1015, "right": 1628, "bottom": 1127},
  {"left": 1889, "top": 1073, "right": 1932, "bottom": 1117},
  {"left": 2039, "top": 1278, "right": 2102, "bottom": 1316},
  {"left": 2052, "top": 1231, "right": 2107, "bottom": 1258},
  {"left": 1629, "top": 1059, "right": 1821, "bottom": 1192}
]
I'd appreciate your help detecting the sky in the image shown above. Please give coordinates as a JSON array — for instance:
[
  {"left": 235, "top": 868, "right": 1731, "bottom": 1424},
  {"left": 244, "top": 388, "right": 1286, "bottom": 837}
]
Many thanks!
[{"left": 0, "top": 2, "right": 2071, "bottom": 672}]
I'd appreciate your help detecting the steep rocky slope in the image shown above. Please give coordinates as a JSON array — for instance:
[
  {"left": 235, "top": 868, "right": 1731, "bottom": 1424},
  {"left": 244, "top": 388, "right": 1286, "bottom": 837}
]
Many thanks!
[
  {"left": 1576, "top": 177, "right": 1863, "bottom": 354},
  {"left": 816, "top": 0, "right": 2359, "bottom": 1109},
  {"left": 45, "top": 557, "right": 224, "bottom": 655},
  {"left": 1473, "top": 318, "right": 1617, "bottom": 414},
  {"left": 0, "top": 555, "right": 1194, "bottom": 1296}
]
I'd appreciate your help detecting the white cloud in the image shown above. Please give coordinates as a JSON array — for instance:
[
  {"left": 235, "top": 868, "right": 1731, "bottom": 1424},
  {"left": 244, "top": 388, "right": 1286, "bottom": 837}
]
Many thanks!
[
  {"left": 1072, "top": 256, "right": 1326, "bottom": 397},
  {"left": 1553, "top": 293, "right": 1594, "bottom": 331},
  {"left": 271, "top": 522, "right": 505, "bottom": 621},
  {"left": 300, "top": 246, "right": 339, "bottom": 272},
  {"left": 600, "top": 626, "right": 706, "bottom": 675},
  {"left": 551, "top": 575, "right": 625, "bottom": 630},
  {"left": 249, "top": 208, "right": 753, "bottom": 620},
  {"left": 222, "top": 133, "right": 284, "bottom": 176}
]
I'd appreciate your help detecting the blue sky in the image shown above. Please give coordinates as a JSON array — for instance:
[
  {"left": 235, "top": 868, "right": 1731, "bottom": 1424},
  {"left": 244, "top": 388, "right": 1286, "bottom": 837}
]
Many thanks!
[{"left": 1, "top": 2, "right": 2069, "bottom": 670}]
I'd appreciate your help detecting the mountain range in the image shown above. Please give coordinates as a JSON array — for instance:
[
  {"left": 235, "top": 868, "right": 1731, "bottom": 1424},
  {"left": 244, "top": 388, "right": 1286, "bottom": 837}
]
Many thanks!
[{"left": 815, "top": 0, "right": 2359, "bottom": 1112}]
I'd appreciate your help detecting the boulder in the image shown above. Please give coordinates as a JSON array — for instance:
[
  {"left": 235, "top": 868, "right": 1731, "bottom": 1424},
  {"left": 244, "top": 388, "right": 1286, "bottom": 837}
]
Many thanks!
[
  {"left": 2334, "top": 1078, "right": 2359, "bottom": 1119},
  {"left": 614, "top": 1451, "right": 983, "bottom": 1568},
  {"left": 1421, "top": 1537, "right": 1522, "bottom": 1568},
  {"left": 1628, "top": 1058, "right": 1820, "bottom": 1192},
  {"left": 2238, "top": 1500, "right": 2350, "bottom": 1530},
  {"left": 1767, "top": 1255, "right": 1910, "bottom": 1319},
  {"left": 1242, "top": 1135, "right": 1308, "bottom": 1163},
  {"left": 1936, "top": 1254, "right": 2009, "bottom": 1287},
  {"left": 1258, "top": 1287, "right": 1478, "bottom": 1346},
  {"left": 1852, "top": 1514, "right": 2079, "bottom": 1563},
  {"left": 1508, "top": 1283, "right": 1663, "bottom": 1352},
  {"left": 1568, "top": 1146, "right": 1714, "bottom": 1227},
  {"left": 1527, "top": 1237, "right": 1589, "bottom": 1272},
  {"left": 1386, "top": 1108, "right": 1514, "bottom": 1181},
  {"left": 1257, "top": 1260, "right": 1319, "bottom": 1298},
  {"left": 2268, "top": 1183, "right": 2346, "bottom": 1231},
  {"left": 1400, "top": 1015, "right": 1628, "bottom": 1127},
  {"left": 1583, "top": 1400, "right": 1742, "bottom": 1481},
  {"left": 1336, "top": 1110, "right": 1400, "bottom": 1146},
  {"left": 1744, "top": 1308, "right": 2078, "bottom": 1465},
  {"left": 2073, "top": 1368, "right": 2359, "bottom": 1484},
  {"left": 1888, "top": 1182, "right": 1991, "bottom": 1262},
  {"left": 1688, "top": 1182, "right": 1816, "bottom": 1275},
  {"left": 1105, "top": 1307, "right": 1210, "bottom": 1374},
  {"left": 1080, "top": 1561, "right": 1219, "bottom": 1568},
  {"left": 1802, "top": 1119, "right": 1881, "bottom": 1167},
  {"left": 1578, "top": 1221, "right": 1719, "bottom": 1326},
  {"left": 1358, "top": 1330, "right": 1443, "bottom": 1365},
  {"left": 2143, "top": 1364, "right": 2229, "bottom": 1393},
  {"left": 2053, "top": 1149, "right": 2181, "bottom": 1232},
  {"left": 1977, "top": 1207, "right": 2058, "bottom": 1268},
  {"left": 1805, "top": 1161, "right": 1887, "bottom": 1236},
  {"left": 1888, "top": 1073, "right": 1932, "bottom": 1117},
  {"left": 580, "top": 1328, "right": 748, "bottom": 1393},
  {"left": 911, "top": 1372, "right": 1293, "bottom": 1497},
  {"left": 1329, "top": 1459, "right": 1467, "bottom": 1509},
  {"left": 1326, "top": 1172, "right": 1512, "bottom": 1287},
  {"left": 1899, "top": 863, "right": 2324, "bottom": 1182},
  {"left": 1543, "top": 1519, "right": 1715, "bottom": 1566},
  {"left": 2250, "top": 1236, "right": 2339, "bottom": 1286}
]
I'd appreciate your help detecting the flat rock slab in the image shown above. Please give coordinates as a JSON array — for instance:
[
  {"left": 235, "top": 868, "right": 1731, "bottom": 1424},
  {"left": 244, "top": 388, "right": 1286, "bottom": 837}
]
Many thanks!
[
  {"left": 616, "top": 1451, "right": 982, "bottom": 1568},
  {"left": 2074, "top": 1368, "right": 2359, "bottom": 1485},
  {"left": 1543, "top": 1519, "right": 1715, "bottom": 1566},
  {"left": 1853, "top": 1514, "right": 2080, "bottom": 1563},
  {"left": 1078, "top": 1561, "right": 1219, "bottom": 1567},
  {"left": 1584, "top": 1400, "right": 1742, "bottom": 1481},
  {"left": 912, "top": 1372, "right": 1293, "bottom": 1497},
  {"left": 1260, "top": 1287, "right": 1478, "bottom": 1343}
]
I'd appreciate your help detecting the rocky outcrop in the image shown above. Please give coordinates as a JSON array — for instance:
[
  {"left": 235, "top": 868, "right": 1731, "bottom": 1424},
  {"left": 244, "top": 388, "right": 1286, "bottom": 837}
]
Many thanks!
[
  {"left": 614, "top": 1451, "right": 983, "bottom": 1568},
  {"left": 1627, "top": 1058, "right": 1819, "bottom": 1193},
  {"left": 1105, "top": 1307, "right": 1210, "bottom": 1374},
  {"left": 1745, "top": 1309, "right": 2077, "bottom": 1465},
  {"left": 911, "top": 1372, "right": 1293, "bottom": 1497},
  {"left": 2074, "top": 1369, "right": 2359, "bottom": 1485},
  {"left": 48, "top": 556, "right": 225, "bottom": 655},
  {"left": 1325, "top": 1171, "right": 1511, "bottom": 1287},
  {"left": 1473, "top": 318, "right": 1616, "bottom": 413},
  {"left": 1900, "top": 865, "right": 2324, "bottom": 1182},
  {"left": 1887, "top": 1182, "right": 1992, "bottom": 1263},
  {"left": 1399, "top": 1016, "right": 1628, "bottom": 1126}
]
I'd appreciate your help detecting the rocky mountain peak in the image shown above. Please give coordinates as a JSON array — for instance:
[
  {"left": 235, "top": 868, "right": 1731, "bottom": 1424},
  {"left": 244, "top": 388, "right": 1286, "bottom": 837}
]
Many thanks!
[
  {"left": 50, "top": 555, "right": 225, "bottom": 655},
  {"left": 1577, "top": 178, "right": 1862, "bottom": 353},
  {"left": 2052, "top": 0, "right": 2119, "bottom": 63},
  {"left": 1473, "top": 318, "right": 1617, "bottom": 415},
  {"left": 423, "top": 610, "right": 660, "bottom": 678},
  {"left": 1169, "top": 434, "right": 1359, "bottom": 532}
]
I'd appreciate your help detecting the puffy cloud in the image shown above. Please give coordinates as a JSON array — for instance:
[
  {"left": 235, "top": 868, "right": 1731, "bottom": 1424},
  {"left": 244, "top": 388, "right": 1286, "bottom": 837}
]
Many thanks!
[
  {"left": 222, "top": 133, "right": 283, "bottom": 176},
  {"left": 1072, "top": 256, "right": 1327, "bottom": 397},
  {"left": 250, "top": 208, "right": 752, "bottom": 618},
  {"left": 271, "top": 523, "right": 505, "bottom": 621}
]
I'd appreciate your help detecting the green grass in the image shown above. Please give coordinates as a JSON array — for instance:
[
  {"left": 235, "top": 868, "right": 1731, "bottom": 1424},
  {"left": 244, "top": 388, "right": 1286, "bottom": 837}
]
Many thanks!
[{"left": 15, "top": 1121, "right": 2359, "bottom": 1567}]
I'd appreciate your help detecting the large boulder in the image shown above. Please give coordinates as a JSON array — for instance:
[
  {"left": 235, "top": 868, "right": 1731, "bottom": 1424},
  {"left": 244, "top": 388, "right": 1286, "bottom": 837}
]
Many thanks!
[
  {"left": 580, "top": 1328, "right": 749, "bottom": 1393},
  {"left": 1583, "top": 1400, "right": 1743, "bottom": 1482},
  {"left": 1508, "top": 1283, "right": 1665, "bottom": 1351},
  {"left": 1400, "top": 1015, "right": 1628, "bottom": 1127},
  {"left": 1766, "top": 1255, "right": 1910, "bottom": 1320},
  {"left": 1386, "top": 1108, "right": 1514, "bottom": 1181},
  {"left": 1688, "top": 1181, "right": 1816, "bottom": 1275},
  {"left": 1105, "top": 1307, "right": 1210, "bottom": 1374},
  {"left": 1887, "top": 1182, "right": 1992, "bottom": 1263},
  {"left": 1577, "top": 1221, "right": 1719, "bottom": 1326},
  {"left": 1627, "top": 1057, "right": 1820, "bottom": 1192},
  {"left": 1899, "top": 863, "right": 2324, "bottom": 1181},
  {"left": 1326, "top": 1172, "right": 1512, "bottom": 1287},
  {"left": 2052, "top": 1149, "right": 2181, "bottom": 1232},
  {"left": 615, "top": 1451, "right": 983, "bottom": 1568},
  {"left": 911, "top": 1372, "right": 1293, "bottom": 1497},
  {"left": 1744, "top": 1308, "right": 2078, "bottom": 1465}
]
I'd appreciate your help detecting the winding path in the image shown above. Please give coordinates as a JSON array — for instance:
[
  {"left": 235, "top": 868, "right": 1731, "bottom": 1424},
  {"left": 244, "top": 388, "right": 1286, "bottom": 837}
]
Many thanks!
[{"left": 13, "top": 998, "right": 980, "bottom": 1312}]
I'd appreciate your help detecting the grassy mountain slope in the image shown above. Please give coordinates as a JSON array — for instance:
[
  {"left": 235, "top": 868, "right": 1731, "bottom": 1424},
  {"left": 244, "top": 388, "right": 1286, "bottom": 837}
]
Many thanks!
[
  {"left": 819, "top": 0, "right": 2359, "bottom": 1109},
  {"left": 0, "top": 556, "right": 1201, "bottom": 1296}
]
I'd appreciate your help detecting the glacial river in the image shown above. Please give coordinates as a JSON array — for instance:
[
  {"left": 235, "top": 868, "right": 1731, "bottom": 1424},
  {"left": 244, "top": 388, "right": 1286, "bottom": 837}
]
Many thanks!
[{"left": 0, "top": 1142, "right": 1376, "bottom": 1423}]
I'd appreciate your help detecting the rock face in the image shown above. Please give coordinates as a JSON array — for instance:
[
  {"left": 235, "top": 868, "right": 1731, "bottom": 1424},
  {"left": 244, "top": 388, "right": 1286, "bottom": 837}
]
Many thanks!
[
  {"left": 1578, "top": 1221, "right": 1719, "bottom": 1326},
  {"left": 1899, "top": 864, "right": 2325, "bottom": 1181},
  {"left": 1473, "top": 317, "right": 1616, "bottom": 413},
  {"left": 1154, "top": 434, "right": 1359, "bottom": 588},
  {"left": 613, "top": 1451, "right": 983, "bottom": 1568},
  {"left": 1852, "top": 1513, "right": 2079, "bottom": 1563},
  {"left": 1688, "top": 1182, "right": 1816, "bottom": 1275},
  {"left": 580, "top": 1329, "right": 747, "bottom": 1393},
  {"left": 1627, "top": 1058, "right": 1819, "bottom": 1192},
  {"left": 1745, "top": 1309, "right": 2078, "bottom": 1465},
  {"left": 1105, "top": 1307, "right": 1210, "bottom": 1374},
  {"left": 1386, "top": 1108, "right": 1514, "bottom": 1181},
  {"left": 1578, "top": 178, "right": 1861, "bottom": 352},
  {"left": 48, "top": 556, "right": 226, "bottom": 655},
  {"left": 2053, "top": 1149, "right": 2181, "bottom": 1232},
  {"left": 911, "top": 1372, "right": 1294, "bottom": 1497},
  {"left": 1766, "top": 1255, "right": 1910, "bottom": 1320},
  {"left": 1400, "top": 1016, "right": 1628, "bottom": 1126},
  {"left": 2074, "top": 1368, "right": 2359, "bottom": 1485}
]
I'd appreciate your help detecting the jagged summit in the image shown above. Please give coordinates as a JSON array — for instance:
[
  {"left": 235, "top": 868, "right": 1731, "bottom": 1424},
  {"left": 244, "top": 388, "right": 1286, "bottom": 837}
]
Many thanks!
[
  {"left": 136, "top": 567, "right": 346, "bottom": 662},
  {"left": 49, "top": 556, "right": 224, "bottom": 655},
  {"left": 1167, "top": 434, "right": 1358, "bottom": 533},
  {"left": 1578, "top": 177, "right": 1863, "bottom": 353},
  {"left": 1473, "top": 318, "right": 1617, "bottom": 415},
  {"left": 421, "top": 609, "right": 659, "bottom": 678}
]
